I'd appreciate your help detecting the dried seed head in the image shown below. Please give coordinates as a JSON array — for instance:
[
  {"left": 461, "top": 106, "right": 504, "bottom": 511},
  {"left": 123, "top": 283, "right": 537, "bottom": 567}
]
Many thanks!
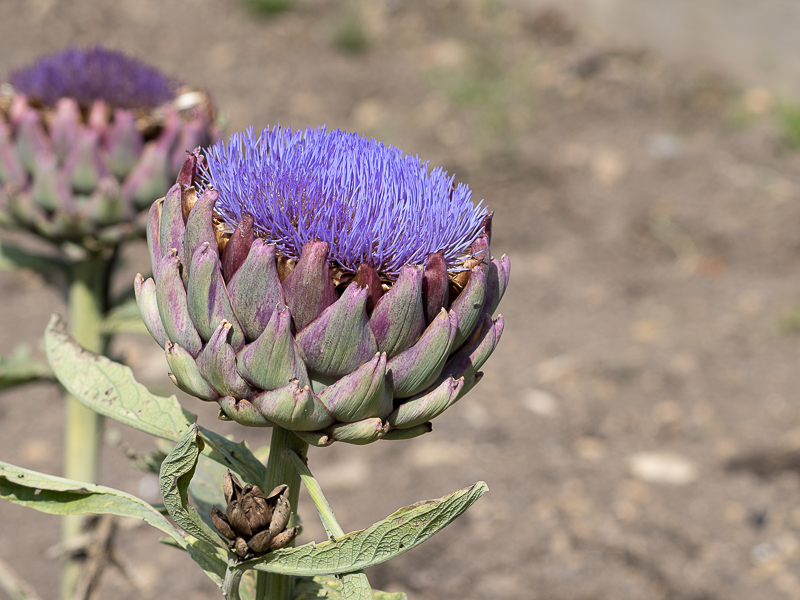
[
  {"left": 269, "top": 526, "right": 300, "bottom": 552},
  {"left": 211, "top": 473, "right": 297, "bottom": 559}
]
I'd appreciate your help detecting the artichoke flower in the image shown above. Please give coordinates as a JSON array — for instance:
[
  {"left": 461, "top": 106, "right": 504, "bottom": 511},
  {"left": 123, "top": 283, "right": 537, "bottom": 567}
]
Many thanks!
[
  {"left": 0, "top": 46, "right": 218, "bottom": 250},
  {"left": 211, "top": 470, "right": 299, "bottom": 559},
  {"left": 135, "top": 127, "right": 510, "bottom": 446}
]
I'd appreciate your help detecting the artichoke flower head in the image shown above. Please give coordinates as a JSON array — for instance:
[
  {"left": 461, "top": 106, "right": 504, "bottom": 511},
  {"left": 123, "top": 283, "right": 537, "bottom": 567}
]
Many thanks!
[
  {"left": 136, "top": 127, "right": 510, "bottom": 446},
  {"left": 0, "top": 46, "right": 218, "bottom": 250}
]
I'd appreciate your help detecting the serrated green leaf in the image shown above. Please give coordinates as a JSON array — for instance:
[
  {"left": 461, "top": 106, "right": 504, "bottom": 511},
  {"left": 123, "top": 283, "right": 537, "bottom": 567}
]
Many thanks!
[
  {"left": 341, "top": 573, "right": 374, "bottom": 600},
  {"left": 371, "top": 588, "right": 406, "bottom": 600},
  {"left": 295, "top": 577, "right": 406, "bottom": 600},
  {"left": 0, "top": 458, "right": 227, "bottom": 592},
  {"left": 0, "top": 240, "right": 67, "bottom": 275},
  {"left": 45, "top": 314, "right": 270, "bottom": 485},
  {"left": 100, "top": 297, "right": 149, "bottom": 335},
  {"left": 0, "top": 460, "right": 184, "bottom": 546},
  {"left": 0, "top": 343, "right": 54, "bottom": 390},
  {"left": 240, "top": 482, "right": 487, "bottom": 576},
  {"left": 159, "top": 424, "right": 226, "bottom": 548},
  {"left": 45, "top": 314, "right": 195, "bottom": 441}
]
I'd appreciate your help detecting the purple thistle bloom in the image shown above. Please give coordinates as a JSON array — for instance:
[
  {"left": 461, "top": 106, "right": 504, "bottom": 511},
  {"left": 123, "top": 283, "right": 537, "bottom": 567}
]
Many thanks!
[
  {"left": 9, "top": 46, "right": 176, "bottom": 109},
  {"left": 136, "top": 150, "right": 509, "bottom": 445},
  {"left": 201, "top": 126, "right": 488, "bottom": 279}
]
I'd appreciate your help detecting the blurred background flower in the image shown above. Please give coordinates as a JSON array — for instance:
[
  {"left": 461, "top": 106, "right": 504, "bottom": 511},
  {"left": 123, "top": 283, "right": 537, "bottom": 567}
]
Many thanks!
[{"left": 0, "top": 46, "right": 218, "bottom": 251}]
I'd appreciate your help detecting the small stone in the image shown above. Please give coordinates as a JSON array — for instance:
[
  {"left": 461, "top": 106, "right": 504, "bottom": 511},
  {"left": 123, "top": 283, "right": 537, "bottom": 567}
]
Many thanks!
[
  {"left": 630, "top": 319, "right": 663, "bottom": 343},
  {"left": 743, "top": 87, "right": 773, "bottom": 115},
  {"left": 723, "top": 502, "right": 746, "bottom": 524},
  {"left": 590, "top": 148, "right": 627, "bottom": 184},
  {"left": 751, "top": 541, "right": 778, "bottom": 564},
  {"left": 522, "top": 388, "right": 558, "bottom": 417},
  {"left": 652, "top": 401, "right": 683, "bottom": 424},
  {"left": 574, "top": 436, "right": 605, "bottom": 461},
  {"left": 628, "top": 452, "right": 698, "bottom": 485},
  {"left": 647, "top": 133, "right": 683, "bottom": 159},
  {"left": 615, "top": 500, "right": 638, "bottom": 521}
]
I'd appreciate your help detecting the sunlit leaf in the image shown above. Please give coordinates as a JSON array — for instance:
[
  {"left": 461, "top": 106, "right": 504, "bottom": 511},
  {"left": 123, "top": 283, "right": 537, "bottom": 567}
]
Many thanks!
[
  {"left": 241, "top": 482, "right": 488, "bottom": 576},
  {"left": 159, "top": 424, "right": 226, "bottom": 548}
]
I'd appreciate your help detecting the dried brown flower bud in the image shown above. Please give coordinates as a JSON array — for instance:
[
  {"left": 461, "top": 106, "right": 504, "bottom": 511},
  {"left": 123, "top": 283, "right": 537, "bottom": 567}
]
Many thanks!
[{"left": 211, "top": 470, "right": 300, "bottom": 559}]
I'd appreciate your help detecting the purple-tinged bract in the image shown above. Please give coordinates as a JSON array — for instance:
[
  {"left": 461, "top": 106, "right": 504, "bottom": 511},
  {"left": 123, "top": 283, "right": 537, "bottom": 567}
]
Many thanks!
[
  {"left": 202, "top": 126, "right": 488, "bottom": 279},
  {"left": 10, "top": 46, "right": 175, "bottom": 109}
]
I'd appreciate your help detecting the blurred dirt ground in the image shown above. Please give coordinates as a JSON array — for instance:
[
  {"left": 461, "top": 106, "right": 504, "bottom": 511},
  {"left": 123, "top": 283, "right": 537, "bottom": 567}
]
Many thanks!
[{"left": 3, "top": 1, "right": 800, "bottom": 599}]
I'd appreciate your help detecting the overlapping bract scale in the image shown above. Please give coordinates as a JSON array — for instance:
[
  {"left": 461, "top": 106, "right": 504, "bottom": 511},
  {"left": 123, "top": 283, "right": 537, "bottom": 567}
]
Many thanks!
[
  {"left": 135, "top": 152, "right": 510, "bottom": 446},
  {"left": 0, "top": 47, "right": 218, "bottom": 249}
]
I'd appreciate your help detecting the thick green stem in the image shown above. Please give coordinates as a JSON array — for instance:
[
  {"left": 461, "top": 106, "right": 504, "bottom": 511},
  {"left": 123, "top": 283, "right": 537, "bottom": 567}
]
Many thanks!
[
  {"left": 257, "top": 427, "right": 309, "bottom": 600},
  {"left": 285, "top": 450, "right": 375, "bottom": 600},
  {"left": 223, "top": 563, "right": 244, "bottom": 600},
  {"left": 61, "top": 254, "right": 109, "bottom": 600}
]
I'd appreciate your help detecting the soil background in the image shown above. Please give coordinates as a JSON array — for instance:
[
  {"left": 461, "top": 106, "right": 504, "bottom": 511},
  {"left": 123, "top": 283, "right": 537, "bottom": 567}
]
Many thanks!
[{"left": 2, "top": 1, "right": 800, "bottom": 599}]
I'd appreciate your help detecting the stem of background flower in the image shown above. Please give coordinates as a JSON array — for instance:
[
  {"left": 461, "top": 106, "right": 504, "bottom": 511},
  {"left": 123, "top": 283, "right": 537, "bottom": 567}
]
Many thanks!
[
  {"left": 61, "top": 253, "right": 109, "bottom": 600},
  {"left": 257, "top": 426, "right": 309, "bottom": 600}
]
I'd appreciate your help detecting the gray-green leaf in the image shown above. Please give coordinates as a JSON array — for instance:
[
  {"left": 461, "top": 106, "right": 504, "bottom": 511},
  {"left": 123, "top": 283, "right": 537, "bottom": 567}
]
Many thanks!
[
  {"left": 159, "top": 424, "right": 227, "bottom": 548},
  {"left": 241, "top": 482, "right": 488, "bottom": 576},
  {"left": 45, "top": 314, "right": 270, "bottom": 485},
  {"left": 295, "top": 577, "right": 406, "bottom": 600},
  {"left": 45, "top": 313, "right": 195, "bottom": 441},
  {"left": 0, "top": 460, "right": 183, "bottom": 546}
]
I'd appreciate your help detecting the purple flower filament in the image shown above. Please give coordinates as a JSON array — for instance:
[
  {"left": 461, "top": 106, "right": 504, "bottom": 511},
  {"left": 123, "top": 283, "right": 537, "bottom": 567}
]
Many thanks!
[
  {"left": 9, "top": 46, "right": 175, "bottom": 109},
  {"left": 202, "top": 126, "right": 488, "bottom": 280}
]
